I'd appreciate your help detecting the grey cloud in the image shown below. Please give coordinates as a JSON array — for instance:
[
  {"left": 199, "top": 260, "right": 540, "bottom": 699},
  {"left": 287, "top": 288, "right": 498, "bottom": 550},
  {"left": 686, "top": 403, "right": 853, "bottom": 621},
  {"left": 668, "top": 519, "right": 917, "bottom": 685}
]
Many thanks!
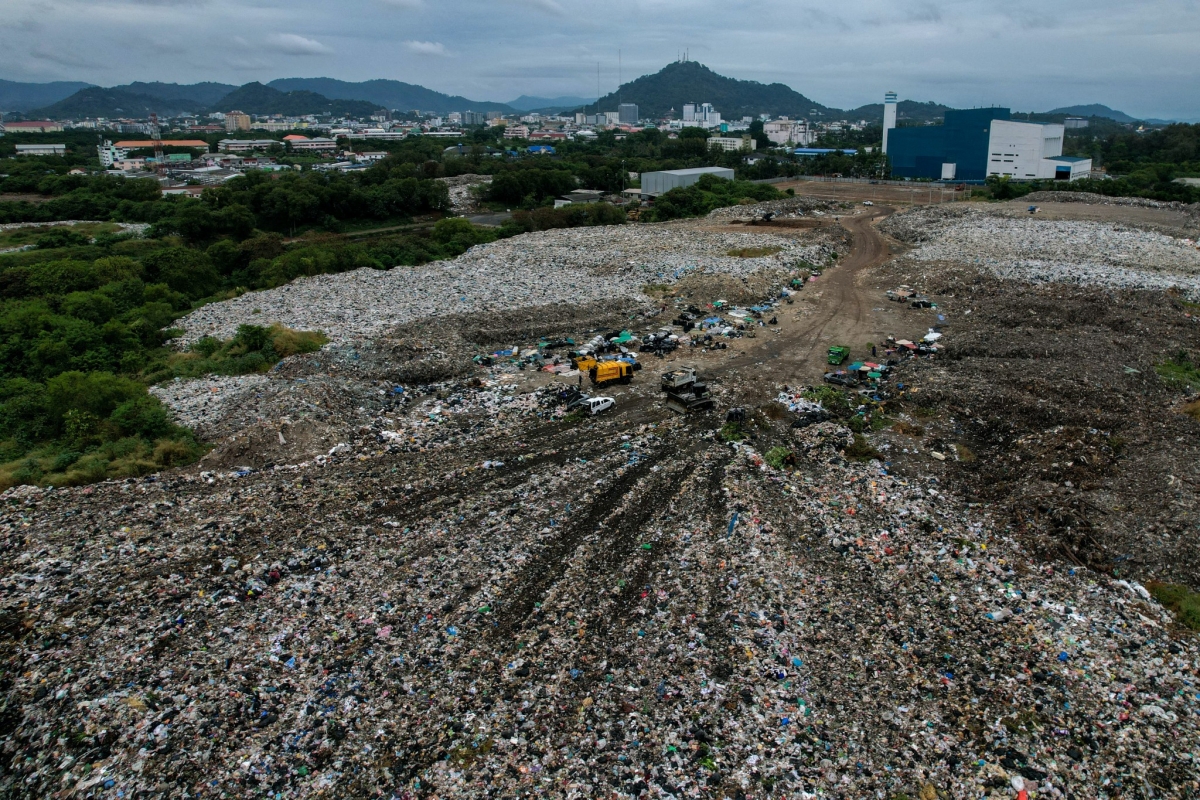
[{"left": 264, "top": 33, "right": 333, "bottom": 55}]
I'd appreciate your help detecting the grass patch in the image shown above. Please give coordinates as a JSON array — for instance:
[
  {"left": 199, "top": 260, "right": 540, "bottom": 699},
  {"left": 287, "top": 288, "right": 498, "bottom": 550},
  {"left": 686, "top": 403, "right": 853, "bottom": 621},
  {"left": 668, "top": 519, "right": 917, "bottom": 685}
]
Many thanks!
[
  {"left": 719, "top": 422, "right": 746, "bottom": 442},
  {"left": 727, "top": 246, "right": 783, "bottom": 259},
  {"left": 642, "top": 283, "right": 671, "bottom": 297},
  {"left": 1182, "top": 399, "right": 1200, "bottom": 421},
  {"left": 845, "top": 433, "right": 881, "bottom": 462},
  {"left": 143, "top": 323, "right": 327, "bottom": 384},
  {"left": 1147, "top": 581, "right": 1200, "bottom": 630},
  {"left": 764, "top": 446, "right": 794, "bottom": 469},
  {"left": 562, "top": 409, "right": 586, "bottom": 424},
  {"left": 801, "top": 385, "right": 850, "bottom": 413},
  {"left": 1156, "top": 351, "right": 1200, "bottom": 392},
  {"left": 953, "top": 443, "right": 977, "bottom": 463}
]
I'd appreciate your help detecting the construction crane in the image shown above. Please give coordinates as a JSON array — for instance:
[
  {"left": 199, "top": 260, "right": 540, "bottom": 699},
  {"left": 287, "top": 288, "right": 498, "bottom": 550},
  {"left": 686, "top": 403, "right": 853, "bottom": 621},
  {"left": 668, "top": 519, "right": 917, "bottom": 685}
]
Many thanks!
[{"left": 150, "top": 112, "right": 166, "bottom": 179}]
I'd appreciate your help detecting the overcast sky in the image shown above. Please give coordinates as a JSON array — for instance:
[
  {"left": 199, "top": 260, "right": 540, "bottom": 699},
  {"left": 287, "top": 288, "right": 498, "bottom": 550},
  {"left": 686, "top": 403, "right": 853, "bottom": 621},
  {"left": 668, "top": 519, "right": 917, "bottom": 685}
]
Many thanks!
[{"left": 2, "top": 0, "right": 1198, "bottom": 119}]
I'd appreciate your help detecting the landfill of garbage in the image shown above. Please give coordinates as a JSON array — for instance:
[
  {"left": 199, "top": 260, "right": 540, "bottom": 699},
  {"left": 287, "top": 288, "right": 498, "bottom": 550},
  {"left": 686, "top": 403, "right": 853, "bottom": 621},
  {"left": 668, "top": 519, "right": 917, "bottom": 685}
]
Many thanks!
[
  {"left": 171, "top": 224, "right": 839, "bottom": 347},
  {"left": 705, "top": 197, "right": 838, "bottom": 221},
  {"left": 1021, "top": 191, "right": 1200, "bottom": 219},
  {"left": 881, "top": 205, "right": 1200, "bottom": 299},
  {"left": 5, "top": 202, "right": 1200, "bottom": 799},
  {"left": 5, "top": 383, "right": 1198, "bottom": 798},
  {"left": 437, "top": 175, "right": 493, "bottom": 214}
]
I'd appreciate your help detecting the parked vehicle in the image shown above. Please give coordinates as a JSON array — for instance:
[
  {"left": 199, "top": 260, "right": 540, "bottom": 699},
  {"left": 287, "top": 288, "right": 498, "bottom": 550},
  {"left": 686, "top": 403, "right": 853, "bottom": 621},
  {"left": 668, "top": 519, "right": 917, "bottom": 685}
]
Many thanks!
[
  {"left": 828, "top": 345, "right": 850, "bottom": 365},
  {"left": 823, "top": 371, "right": 858, "bottom": 387},
  {"left": 585, "top": 397, "right": 615, "bottom": 415}
]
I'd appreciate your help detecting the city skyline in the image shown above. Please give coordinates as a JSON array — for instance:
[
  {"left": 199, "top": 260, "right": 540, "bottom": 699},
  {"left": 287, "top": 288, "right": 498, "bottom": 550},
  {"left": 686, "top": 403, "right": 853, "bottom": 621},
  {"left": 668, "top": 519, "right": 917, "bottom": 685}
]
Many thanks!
[{"left": 1, "top": 0, "right": 1198, "bottom": 120}]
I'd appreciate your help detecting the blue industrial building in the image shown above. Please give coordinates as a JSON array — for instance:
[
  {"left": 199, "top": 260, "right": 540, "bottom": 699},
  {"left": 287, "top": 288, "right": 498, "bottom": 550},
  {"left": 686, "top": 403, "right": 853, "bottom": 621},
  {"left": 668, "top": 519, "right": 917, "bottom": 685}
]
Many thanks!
[
  {"left": 886, "top": 107, "right": 1091, "bottom": 183},
  {"left": 888, "top": 108, "right": 1010, "bottom": 182}
]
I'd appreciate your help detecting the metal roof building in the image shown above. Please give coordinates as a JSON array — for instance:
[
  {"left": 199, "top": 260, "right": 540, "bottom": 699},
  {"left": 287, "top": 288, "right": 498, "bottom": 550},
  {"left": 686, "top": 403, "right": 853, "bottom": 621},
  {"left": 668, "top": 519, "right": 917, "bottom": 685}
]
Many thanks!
[{"left": 639, "top": 166, "right": 735, "bottom": 197}]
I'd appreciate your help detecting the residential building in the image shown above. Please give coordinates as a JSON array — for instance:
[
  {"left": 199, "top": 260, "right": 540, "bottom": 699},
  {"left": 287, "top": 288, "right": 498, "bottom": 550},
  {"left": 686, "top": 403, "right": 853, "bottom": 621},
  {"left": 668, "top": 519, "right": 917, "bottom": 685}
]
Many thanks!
[
  {"left": 1064, "top": 117, "right": 1089, "bottom": 129},
  {"left": 283, "top": 135, "right": 337, "bottom": 152},
  {"left": 682, "top": 102, "right": 721, "bottom": 128},
  {"left": 709, "top": 136, "right": 756, "bottom": 152},
  {"left": 3, "top": 120, "right": 64, "bottom": 133},
  {"left": 888, "top": 108, "right": 1092, "bottom": 181},
  {"left": 354, "top": 151, "right": 388, "bottom": 163},
  {"left": 225, "top": 111, "right": 251, "bottom": 132},
  {"left": 462, "top": 111, "right": 487, "bottom": 126},
  {"left": 618, "top": 104, "right": 639, "bottom": 124},
  {"left": 218, "top": 139, "right": 279, "bottom": 153},
  {"left": 503, "top": 125, "right": 531, "bottom": 139},
  {"left": 15, "top": 143, "right": 66, "bottom": 156},
  {"left": 486, "top": 111, "right": 503, "bottom": 121},
  {"left": 639, "top": 166, "right": 735, "bottom": 197},
  {"left": 764, "top": 119, "right": 814, "bottom": 146}
]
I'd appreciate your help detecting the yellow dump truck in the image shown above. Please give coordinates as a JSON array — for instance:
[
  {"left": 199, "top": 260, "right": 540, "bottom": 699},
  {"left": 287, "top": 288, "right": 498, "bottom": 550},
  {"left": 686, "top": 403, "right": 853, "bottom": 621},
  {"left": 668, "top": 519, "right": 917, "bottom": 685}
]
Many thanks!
[{"left": 590, "top": 360, "right": 633, "bottom": 386}]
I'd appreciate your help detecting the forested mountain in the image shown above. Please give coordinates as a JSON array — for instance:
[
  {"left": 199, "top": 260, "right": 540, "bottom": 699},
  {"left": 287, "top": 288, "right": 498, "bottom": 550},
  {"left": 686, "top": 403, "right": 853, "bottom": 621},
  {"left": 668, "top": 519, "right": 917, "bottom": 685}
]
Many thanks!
[
  {"left": 209, "top": 82, "right": 381, "bottom": 117},
  {"left": 113, "top": 82, "right": 237, "bottom": 108},
  {"left": 31, "top": 87, "right": 200, "bottom": 119},
  {"left": 845, "top": 99, "right": 952, "bottom": 124},
  {"left": 508, "top": 95, "right": 591, "bottom": 112},
  {"left": 266, "top": 78, "right": 512, "bottom": 114},
  {"left": 578, "top": 61, "right": 834, "bottom": 120},
  {"left": 1047, "top": 104, "right": 1135, "bottom": 123},
  {"left": 0, "top": 80, "right": 95, "bottom": 112}
]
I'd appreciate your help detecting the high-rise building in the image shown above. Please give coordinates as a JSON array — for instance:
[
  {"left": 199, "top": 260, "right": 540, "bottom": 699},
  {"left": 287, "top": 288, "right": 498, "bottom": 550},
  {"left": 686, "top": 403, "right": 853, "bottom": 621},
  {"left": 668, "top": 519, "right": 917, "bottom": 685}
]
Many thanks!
[
  {"left": 225, "top": 111, "right": 251, "bottom": 133},
  {"left": 618, "top": 103, "right": 639, "bottom": 124},
  {"left": 462, "top": 111, "right": 487, "bottom": 126},
  {"left": 882, "top": 92, "right": 898, "bottom": 154},
  {"left": 682, "top": 103, "right": 697, "bottom": 122}
]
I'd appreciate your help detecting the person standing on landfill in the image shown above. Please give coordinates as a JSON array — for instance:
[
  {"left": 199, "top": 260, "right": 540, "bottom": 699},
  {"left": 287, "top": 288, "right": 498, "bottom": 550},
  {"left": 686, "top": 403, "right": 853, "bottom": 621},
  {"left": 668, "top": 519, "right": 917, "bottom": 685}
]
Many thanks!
[
  {"left": 578, "top": 373, "right": 583, "bottom": 389},
  {"left": 872, "top": 344, "right": 877, "bottom": 357}
]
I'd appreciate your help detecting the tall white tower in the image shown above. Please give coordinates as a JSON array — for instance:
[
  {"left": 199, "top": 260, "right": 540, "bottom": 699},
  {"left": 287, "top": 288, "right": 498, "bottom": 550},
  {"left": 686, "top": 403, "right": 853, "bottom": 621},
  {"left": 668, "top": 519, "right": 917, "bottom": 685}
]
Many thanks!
[{"left": 882, "top": 91, "right": 898, "bottom": 154}]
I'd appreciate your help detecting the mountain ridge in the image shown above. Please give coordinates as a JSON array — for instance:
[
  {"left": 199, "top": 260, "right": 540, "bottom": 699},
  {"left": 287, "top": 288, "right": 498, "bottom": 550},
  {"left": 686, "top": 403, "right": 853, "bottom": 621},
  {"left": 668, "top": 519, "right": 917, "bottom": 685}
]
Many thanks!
[
  {"left": 579, "top": 61, "right": 834, "bottom": 120},
  {"left": 266, "top": 77, "right": 512, "bottom": 114}
]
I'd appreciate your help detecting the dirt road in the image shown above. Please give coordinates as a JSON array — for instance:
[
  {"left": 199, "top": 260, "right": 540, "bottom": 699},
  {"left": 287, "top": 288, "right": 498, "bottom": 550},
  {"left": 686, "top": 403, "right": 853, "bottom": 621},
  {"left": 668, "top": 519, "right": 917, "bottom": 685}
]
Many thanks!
[{"left": 690, "top": 206, "right": 938, "bottom": 406}]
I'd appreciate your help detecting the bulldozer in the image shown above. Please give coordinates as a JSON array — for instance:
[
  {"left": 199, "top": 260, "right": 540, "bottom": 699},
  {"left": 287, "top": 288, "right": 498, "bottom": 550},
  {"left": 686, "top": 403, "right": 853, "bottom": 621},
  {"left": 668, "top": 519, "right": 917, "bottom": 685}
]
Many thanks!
[{"left": 590, "top": 360, "right": 634, "bottom": 386}]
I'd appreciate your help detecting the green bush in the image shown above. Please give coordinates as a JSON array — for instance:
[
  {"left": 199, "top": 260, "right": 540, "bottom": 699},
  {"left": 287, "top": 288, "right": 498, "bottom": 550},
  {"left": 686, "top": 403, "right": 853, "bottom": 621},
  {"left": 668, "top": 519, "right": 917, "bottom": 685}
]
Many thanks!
[{"left": 644, "top": 175, "right": 782, "bottom": 222}]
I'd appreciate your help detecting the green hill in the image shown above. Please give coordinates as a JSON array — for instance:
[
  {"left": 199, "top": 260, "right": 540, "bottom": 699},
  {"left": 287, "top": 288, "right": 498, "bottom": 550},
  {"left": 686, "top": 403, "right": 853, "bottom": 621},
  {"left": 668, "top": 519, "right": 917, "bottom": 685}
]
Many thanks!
[
  {"left": 0, "top": 80, "right": 95, "bottom": 113},
  {"left": 31, "top": 87, "right": 200, "bottom": 119},
  {"left": 267, "top": 78, "right": 511, "bottom": 114},
  {"left": 114, "top": 81, "right": 237, "bottom": 108},
  {"left": 210, "top": 82, "right": 381, "bottom": 117},
  {"left": 579, "top": 61, "right": 834, "bottom": 120},
  {"left": 845, "top": 99, "right": 951, "bottom": 124}
]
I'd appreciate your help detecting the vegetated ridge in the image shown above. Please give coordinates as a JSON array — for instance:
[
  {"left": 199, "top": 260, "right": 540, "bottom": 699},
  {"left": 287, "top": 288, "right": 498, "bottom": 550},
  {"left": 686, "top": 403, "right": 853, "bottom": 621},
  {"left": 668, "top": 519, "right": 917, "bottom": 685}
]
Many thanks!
[
  {"left": 208, "top": 82, "right": 382, "bottom": 117},
  {"left": 1047, "top": 104, "right": 1136, "bottom": 123},
  {"left": 0, "top": 79, "right": 95, "bottom": 112},
  {"left": 266, "top": 77, "right": 513, "bottom": 114},
  {"left": 29, "top": 87, "right": 204, "bottom": 119},
  {"left": 579, "top": 61, "right": 835, "bottom": 120},
  {"left": 507, "top": 95, "right": 592, "bottom": 112},
  {"left": 112, "top": 81, "right": 238, "bottom": 108}
]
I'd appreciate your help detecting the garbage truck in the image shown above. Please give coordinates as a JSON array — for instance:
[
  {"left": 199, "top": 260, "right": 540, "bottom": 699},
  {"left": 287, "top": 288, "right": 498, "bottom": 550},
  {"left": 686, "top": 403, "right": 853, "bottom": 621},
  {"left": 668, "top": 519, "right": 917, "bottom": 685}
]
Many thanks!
[{"left": 590, "top": 360, "right": 634, "bottom": 386}]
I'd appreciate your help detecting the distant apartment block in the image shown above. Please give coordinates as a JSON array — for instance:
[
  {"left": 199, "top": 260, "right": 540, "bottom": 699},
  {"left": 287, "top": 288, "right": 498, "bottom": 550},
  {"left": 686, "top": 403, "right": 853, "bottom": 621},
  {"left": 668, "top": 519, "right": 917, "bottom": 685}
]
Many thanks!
[
  {"left": 225, "top": 111, "right": 251, "bottom": 132},
  {"left": 618, "top": 104, "right": 639, "bottom": 125},
  {"left": 709, "top": 136, "right": 756, "bottom": 152}
]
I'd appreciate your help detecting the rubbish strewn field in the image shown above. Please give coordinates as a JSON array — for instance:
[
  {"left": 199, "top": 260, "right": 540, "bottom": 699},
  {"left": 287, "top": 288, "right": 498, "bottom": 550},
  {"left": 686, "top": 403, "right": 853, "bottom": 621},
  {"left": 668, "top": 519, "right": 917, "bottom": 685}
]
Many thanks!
[{"left": 3, "top": 198, "right": 1200, "bottom": 799}]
